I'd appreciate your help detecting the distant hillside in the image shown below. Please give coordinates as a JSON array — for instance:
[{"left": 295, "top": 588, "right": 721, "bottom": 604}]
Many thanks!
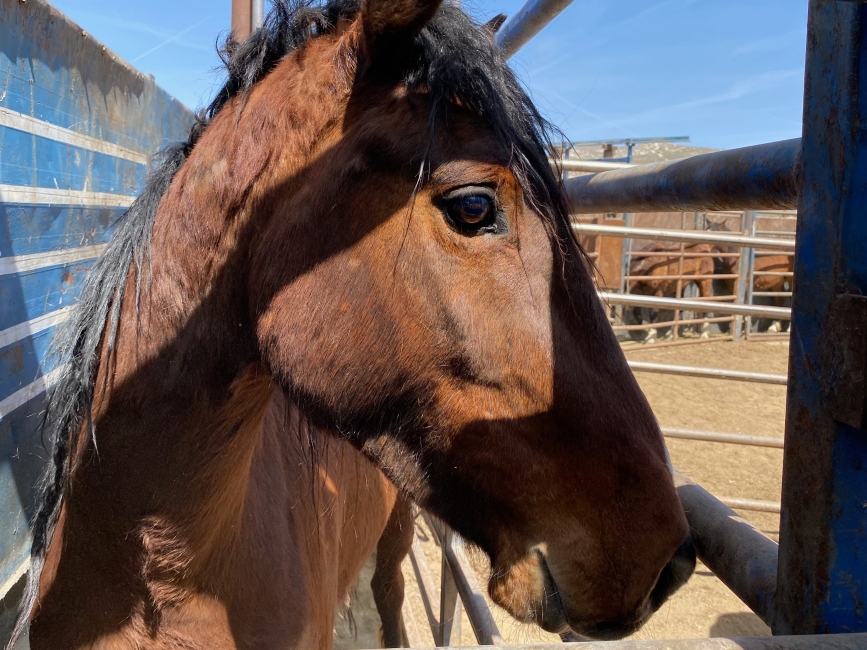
[{"left": 564, "top": 142, "right": 720, "bottom": 164}]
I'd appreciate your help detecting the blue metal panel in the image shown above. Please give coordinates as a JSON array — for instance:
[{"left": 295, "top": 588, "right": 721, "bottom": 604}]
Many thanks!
[
  {"left": 1, "top": 204, "right": 119, "bottom": 257},
  {"left": 775, "top": 0, "right": 867, "bottom": 635},
  {"left": 0, "top": 262, "right": 95, "bottom": 331},
  {"left": 0, "top": 126, "right": 145, "bottom": 195},
  {"left": 0, "top": 0, "right": 194, "bottom": 594},
  {"left": 0, "top": 329, "right": 56, "bottom": 403}
]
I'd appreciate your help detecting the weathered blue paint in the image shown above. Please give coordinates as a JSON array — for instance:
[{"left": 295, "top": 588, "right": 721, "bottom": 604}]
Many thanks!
[
  {"left": 0, "top": 3, "right": 191, "bottom": 153},
  {"left": 0, "top": 394, "right": 49, "bottom": 595},
  {"left": 0, "top": 126, "right": 145, "bottom": 195},
  {"left": 775, "top": 0, "right": 867, "bottom": 635},
  {"left": 0, "top": 0, "right": 193, "bottom": 595},
  {"left": 0, "top": 329, "right": 55, "bottom": 404},
  {"left": 0, "top": 261, "right": 95, "bottom": 331},
  {"left": 1, "top": 204, "right": 118, "bottom": 257}
]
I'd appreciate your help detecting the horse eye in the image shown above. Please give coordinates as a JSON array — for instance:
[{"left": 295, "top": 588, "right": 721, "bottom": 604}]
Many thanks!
[{"left": 446, "top": 195, "right": 495, "bottom": 231}]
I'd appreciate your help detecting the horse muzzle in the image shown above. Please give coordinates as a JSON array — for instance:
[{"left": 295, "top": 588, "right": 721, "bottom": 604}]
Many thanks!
[{"left": 494, "top": 534, "right": 696, "bottom": 641}]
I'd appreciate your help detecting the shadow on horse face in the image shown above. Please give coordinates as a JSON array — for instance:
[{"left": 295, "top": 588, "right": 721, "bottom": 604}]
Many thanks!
[
  {"left": 26, "top": 0, "right": 692, "bottom": 644},
  {"left": 248, "top": 77, "right": 693, "bottom": 640}
]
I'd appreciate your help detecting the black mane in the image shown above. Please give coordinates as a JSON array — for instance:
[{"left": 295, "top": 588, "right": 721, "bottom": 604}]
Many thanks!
[{"left": 13, "top": 0, "right": 570, "bottom": 641}]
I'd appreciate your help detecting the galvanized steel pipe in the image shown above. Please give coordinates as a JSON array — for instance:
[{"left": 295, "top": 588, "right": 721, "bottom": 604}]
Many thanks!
[
  {"left": 495, "top": 0, "right": 576, "bottom": 58},
  {"left": 599, "top": 292, "right": 791, "bottom": 319},
  {"left": 382, "top": 633, "right": 867, "bottom": 649},
  {"left": 566, "top": 139, "right": 801, "bottom": 214},
  {"left": 673, "top": 470, "right": 779, "bottom": 625},
  {"left": 662, "top": 427, "right": 784, "bottom": 449},
  {"left": 573, "top": 223, "right": 796, "bottom": 252},
  {"left": 552, "top": 158, "right": 634, "bottom": 173},
  {"left": 628, "top": 361, "right": 788, "bottom": 385}
]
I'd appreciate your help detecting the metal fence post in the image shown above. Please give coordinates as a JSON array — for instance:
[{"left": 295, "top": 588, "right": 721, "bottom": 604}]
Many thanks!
[
  {"left": 774, "top": 0, "right": 867, "bottom": 635},
  {"left": 439, "top": 527, "right": 461, "bottom": 645},
  {"left": 733, "top": 211, "right": 753, "bottom": 340}
]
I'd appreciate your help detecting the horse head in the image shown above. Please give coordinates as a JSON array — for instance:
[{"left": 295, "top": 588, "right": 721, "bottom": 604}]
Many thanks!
[{"left": 234, "top": 0, "right": 694, "bottom": 638}]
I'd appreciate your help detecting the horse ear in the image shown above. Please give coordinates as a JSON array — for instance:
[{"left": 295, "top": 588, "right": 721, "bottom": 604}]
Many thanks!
[
  {"left": 483, "top": 13, "right": 507, "bottom": 37},
  {"left": 360, "top": 0, "right": 443, "bottom": 58}
]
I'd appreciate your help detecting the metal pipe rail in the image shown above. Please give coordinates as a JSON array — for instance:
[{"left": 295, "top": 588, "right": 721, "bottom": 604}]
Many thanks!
[
  {"left": 628, "top": 361, "right": 787, "bottom": 385},
  {"left": 566, "top": 139, "right": 801, "bottom": 214},
  {"left": 673, "top": 470, "right": 779, "bottom": 625},
  {"left": 662, "top": 427, "right": 784, "bottom": 449},
  {"left": 552, "top": 158, "right": 634, "bottom": 173},
  {"left": 495, "top": 0, "right": 575, "bottom": 58},
  {"left": 363, "top": 634, "right": 867, "bottom": 649},
  {"left": 573, "top": 223, "right": 796, "bottom": 252},
  {"left": 600, "top": 292, "right": 791, "bottom": 319},
  {"left": 425, "top": 515, "right": 504, "bottom": 646}
]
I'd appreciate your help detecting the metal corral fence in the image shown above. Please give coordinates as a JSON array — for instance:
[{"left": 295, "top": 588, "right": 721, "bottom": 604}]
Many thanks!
[
  {"left": 371, "top": 0, "right": 867, "bottom": 648},
  {"left": 569, "top": 206, "right": 795, "bottom": 347}
]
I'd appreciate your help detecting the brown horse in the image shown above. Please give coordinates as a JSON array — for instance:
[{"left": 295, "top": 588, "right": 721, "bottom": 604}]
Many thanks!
[
  {"left": 12, "top": 0, "right": 694, "bottom": 648},
  {"left": 720, "top": 252, "right": 793, "bottom": 333},
  {"left": 628, "top": 242, "right": 720, "bottom": 343}
]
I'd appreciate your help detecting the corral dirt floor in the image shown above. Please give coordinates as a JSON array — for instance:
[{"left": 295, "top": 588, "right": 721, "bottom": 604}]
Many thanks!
[{"left": 335, "top": 339, "right": 788, "bottom": 648}]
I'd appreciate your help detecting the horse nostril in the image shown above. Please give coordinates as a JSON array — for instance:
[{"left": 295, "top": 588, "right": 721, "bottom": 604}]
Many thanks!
[{"left": 649, "top": 533, "right": 696, "bottom": 610}]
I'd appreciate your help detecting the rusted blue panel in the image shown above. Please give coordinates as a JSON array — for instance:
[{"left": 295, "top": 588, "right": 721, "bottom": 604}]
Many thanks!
[
  {"left": 0, "top": 0, "right": 193, "bottom": 596},
  {"left": 775, "top": 0, "right": 867, "bottom": 635}
]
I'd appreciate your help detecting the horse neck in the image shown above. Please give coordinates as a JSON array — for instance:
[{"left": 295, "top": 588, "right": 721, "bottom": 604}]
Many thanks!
[{"left": 47, "top": 363, "right": 389, "bottom": 648}]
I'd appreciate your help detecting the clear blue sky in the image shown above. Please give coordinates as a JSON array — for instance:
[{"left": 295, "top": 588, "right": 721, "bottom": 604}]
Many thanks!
[{"left": 51, "top": 0, "right": 807, "bottom": 150}]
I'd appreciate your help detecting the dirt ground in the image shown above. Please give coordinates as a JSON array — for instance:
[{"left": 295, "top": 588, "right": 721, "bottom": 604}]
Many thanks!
[{"left": 334, "top": 339, "right": 788, "bottom": 648}]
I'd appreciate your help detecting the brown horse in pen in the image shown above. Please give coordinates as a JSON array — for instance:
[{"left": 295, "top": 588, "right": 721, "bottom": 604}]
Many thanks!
[
  {"left": 11, "top": 1, "right": 694, "bottom": 648},
  {"left": 627, "top": 234, "right": 723, "bottom": 343}
]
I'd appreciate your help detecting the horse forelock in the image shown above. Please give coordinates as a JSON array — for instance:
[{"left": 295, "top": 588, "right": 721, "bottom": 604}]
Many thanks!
[{"left": 15, "top": 0, "right": 576, "bottom": 643}]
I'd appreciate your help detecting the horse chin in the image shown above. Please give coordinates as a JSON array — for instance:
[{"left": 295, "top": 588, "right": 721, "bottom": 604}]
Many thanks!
[{"left": 489, "top": 543, "right": 695, "bottom": 641}]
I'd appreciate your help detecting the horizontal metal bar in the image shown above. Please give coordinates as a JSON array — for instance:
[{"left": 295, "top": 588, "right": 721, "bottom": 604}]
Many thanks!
[
  {"left": 625, "top": 251, "right": 742, "bottom": 258},
  {"left": 628, "top": 361, "right": 787, "bottom": 385},
  {"left": 553, "top": 158, "right": 634, "bottom": 173},
  {"left": 495, "top": 0, "right": 575, "bottom": 58},
  {"left": 361, "top": 633, "right": 867, "bottom": 648},
  {"left": 0, "top": 183, "right": 135, "bottom": 208},
  {"left": 0, "top": 306, "right": 72, "bottom": 348},
  {"left": 753, "top": 271, "right": 794, "bottom": 277},
  {"left": 720, "top": 497, "right": 781, "bottom": 514},
  {"left": 600, "top": 292, "right": 791, "bottom": 319},
  {"left": 624, "top": 273, "right": 739, "bottom": 281},
  {"left": 566, "top": 139, "right": 800, "bottom": 214},
  {"left": 754, "top": 250, "right": 794, "bottom": 256},
  {"left": 0, "top": 364, "right": 66, "bottom": 418},
  {"left": 0, "top": 557, "right": 29, "bottom": 601},
  {"left": 752, "top": 292, "right": 792, "bottom": 298},
  {"left": 0, "top": 106, "right": 148, "bottom": 164},
  {"left": 573, "top": 223, "right": 796, "bottom": 251},
  {"left": 612, "top": 315, "right": 734, "bottom": 331},
  {"left": 0, "top": 244, "right": 107, "bottom": 276},
  {"left": 662, "top": 427, "right": 784, "bottom": 448},
  {"left": 674, "top": 470, "right": 779, "bottom": 625}
]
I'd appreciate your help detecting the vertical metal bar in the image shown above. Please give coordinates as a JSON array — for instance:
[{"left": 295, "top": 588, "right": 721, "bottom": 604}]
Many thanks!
[
  {"left": 774, "top": 0, "right": 867, "bottom": 635},
  {"left": 409, "top": 535, "right": 441, "bottom": 639},
  {"left": 439, "top": 527, "right": 460, "bottom": 645},
  {"left": 672, "top": 212, "right": 686, "bottom": 342},
  {"left": 231, "top": 0, "right": 252, "bottom": 39},
  {"left": 735, "top": 210, "right": 755, "bottom": 340},
  {"left": 251, "top": 0, "right": 264, "bottom": 30},
  {"left": 745, "top": 212, "right": 758, "bottom": 339}
]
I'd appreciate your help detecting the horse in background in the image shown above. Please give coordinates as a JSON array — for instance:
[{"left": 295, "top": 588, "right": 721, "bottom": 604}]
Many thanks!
[
  {"left": 13, "top": 1, "right": 694, "bottom": 648},
  {"left": 715, "top": 233, "right": 794, "bottom": 334},
  {"left": 626, "top": 221, "right": 730, "bottom": 344}
]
